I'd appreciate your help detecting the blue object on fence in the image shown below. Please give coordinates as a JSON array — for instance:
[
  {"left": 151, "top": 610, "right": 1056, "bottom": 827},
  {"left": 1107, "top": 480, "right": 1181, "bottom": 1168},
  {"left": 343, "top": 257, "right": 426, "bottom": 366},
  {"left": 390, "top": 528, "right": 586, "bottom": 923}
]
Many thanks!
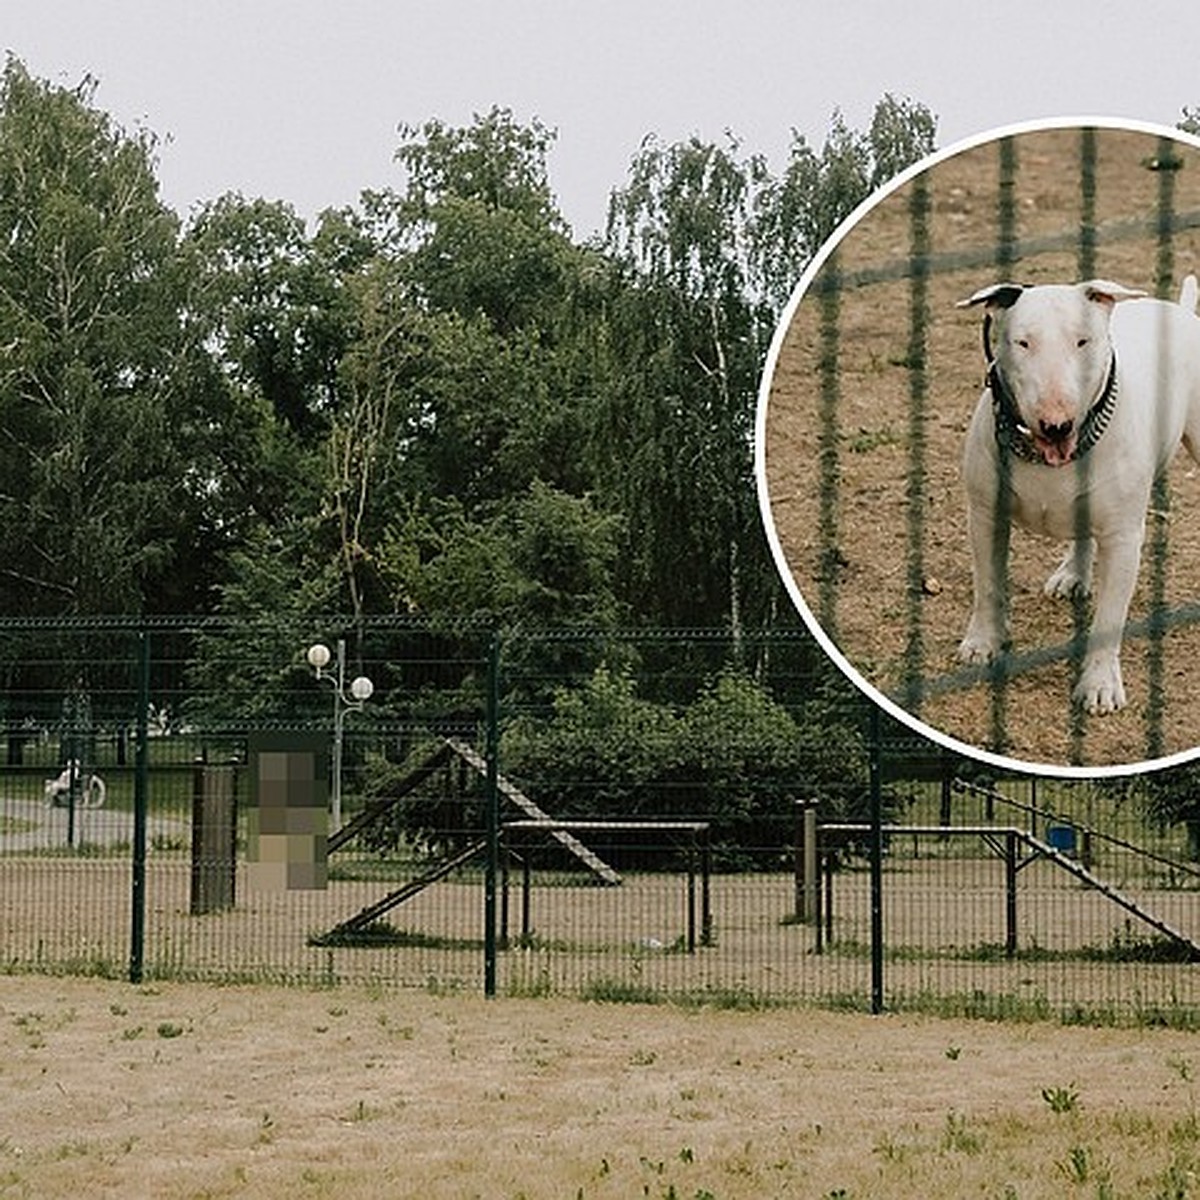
[{"left": 1046, "top": 824, "right": 1077, "bottom": 854}]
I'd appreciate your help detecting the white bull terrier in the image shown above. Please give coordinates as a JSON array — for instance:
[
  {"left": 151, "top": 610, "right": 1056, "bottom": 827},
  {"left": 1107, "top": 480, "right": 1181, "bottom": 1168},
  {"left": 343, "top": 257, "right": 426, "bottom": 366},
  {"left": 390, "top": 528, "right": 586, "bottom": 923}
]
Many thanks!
[{"left": 957, "top": 276, "right": 1200, "bottom": 714}]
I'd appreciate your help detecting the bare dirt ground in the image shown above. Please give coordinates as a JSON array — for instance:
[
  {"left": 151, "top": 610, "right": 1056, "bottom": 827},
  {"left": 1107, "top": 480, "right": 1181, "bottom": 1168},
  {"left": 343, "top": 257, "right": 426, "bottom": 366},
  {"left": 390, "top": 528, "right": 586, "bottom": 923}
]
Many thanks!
[
  {"left": 4, "top": 974, "right": 1200, "bottom": 1199},
  {"left": 762, "top": 124, "right": 1200, "bottom": 770}
]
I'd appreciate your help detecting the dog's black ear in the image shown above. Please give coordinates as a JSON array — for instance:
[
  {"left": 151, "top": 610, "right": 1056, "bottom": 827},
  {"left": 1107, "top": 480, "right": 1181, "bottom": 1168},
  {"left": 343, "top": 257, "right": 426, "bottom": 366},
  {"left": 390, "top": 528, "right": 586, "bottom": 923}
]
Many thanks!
[{"left": 957, "top": 283, "right": 1025, "bottom": 310}]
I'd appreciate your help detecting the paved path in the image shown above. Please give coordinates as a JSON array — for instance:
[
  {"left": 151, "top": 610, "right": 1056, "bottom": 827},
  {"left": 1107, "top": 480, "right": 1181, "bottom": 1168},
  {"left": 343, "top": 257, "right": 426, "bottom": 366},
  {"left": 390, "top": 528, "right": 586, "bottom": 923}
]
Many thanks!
[{"left": 0, "top": 795, "right": 187, "bottom": 853}]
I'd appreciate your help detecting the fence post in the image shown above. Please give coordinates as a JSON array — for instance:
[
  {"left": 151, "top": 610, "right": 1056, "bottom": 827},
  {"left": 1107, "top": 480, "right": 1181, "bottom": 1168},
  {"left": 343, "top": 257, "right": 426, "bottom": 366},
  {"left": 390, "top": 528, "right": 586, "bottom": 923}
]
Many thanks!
[
  {"left": 1005, "top": 830, "right": 1018, "bottom": 957},
  {"left": 129, "top": 629, "right": 150, "bottom": 984},
  {"left": 869, "top": 704, "right": 884, "bottom": 1014},
  {"left": 794, "top": 800, "right": 819, "bottom": 932},
  {"left": 190, "top": 755, "right": 238, "bottom": 915},
  {"left": 483, "top": 630, "right": 501, "bottom": 997}
]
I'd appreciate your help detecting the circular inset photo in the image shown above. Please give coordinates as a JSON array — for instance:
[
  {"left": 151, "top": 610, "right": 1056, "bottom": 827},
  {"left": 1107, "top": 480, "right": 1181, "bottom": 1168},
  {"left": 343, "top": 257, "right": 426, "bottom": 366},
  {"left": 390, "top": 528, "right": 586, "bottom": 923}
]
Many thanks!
[{"left": 757, "top": 118, "right": 1200, "bottom": 776}]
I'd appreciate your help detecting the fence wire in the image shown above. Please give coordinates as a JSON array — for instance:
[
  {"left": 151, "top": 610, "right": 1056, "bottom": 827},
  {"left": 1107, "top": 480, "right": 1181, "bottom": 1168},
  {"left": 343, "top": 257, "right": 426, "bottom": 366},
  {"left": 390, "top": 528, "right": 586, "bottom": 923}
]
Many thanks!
[{"left": 2, "top": 617, "right": 1200, "bottom": 1020}]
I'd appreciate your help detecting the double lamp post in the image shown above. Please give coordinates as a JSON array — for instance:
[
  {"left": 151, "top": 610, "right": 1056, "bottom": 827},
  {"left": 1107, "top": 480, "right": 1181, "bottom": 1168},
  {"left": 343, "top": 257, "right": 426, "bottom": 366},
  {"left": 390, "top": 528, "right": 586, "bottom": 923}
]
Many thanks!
[{"left": 306, "top": 639, "right": 373, "bottom": 832}]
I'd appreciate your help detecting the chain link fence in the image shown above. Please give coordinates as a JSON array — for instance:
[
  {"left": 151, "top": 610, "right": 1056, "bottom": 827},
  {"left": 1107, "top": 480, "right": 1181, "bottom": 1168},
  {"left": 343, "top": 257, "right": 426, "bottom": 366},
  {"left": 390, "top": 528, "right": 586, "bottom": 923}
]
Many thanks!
[{"left": 1, "top": 616, "right": 1199, "bottom": 1020}]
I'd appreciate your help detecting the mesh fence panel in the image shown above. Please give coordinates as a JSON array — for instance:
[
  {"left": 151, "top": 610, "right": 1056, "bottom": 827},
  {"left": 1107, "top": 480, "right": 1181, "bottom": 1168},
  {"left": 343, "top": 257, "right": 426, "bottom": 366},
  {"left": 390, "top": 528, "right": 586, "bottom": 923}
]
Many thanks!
[{"left": 2, "top": 617, "right": 1199, "bottom": 1018}]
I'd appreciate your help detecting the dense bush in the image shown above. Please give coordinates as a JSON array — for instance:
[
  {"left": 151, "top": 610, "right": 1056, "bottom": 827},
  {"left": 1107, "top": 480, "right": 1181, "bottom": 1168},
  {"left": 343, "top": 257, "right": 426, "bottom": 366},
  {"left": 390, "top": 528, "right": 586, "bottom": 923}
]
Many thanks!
[{"left": 500, "top": 665, "right": 873, "bottom": 855}]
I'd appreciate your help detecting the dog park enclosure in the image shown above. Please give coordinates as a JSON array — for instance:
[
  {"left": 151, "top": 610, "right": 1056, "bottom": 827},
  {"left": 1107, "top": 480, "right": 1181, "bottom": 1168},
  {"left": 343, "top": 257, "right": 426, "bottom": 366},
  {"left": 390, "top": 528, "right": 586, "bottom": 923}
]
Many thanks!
[
  {"left": 761, "top": 122, "right": 1200, "bottom": 768},
  {"left": 4, "top": 617, "right": 1200, "bottom": 1020}
]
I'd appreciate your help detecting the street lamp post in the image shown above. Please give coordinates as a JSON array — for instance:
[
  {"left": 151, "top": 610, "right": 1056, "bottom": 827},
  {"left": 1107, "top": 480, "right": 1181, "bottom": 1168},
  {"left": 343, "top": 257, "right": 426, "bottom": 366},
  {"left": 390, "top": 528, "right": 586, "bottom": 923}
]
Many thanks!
[{"left": 307, "top": 639, "right": 374, "bottom": 832}]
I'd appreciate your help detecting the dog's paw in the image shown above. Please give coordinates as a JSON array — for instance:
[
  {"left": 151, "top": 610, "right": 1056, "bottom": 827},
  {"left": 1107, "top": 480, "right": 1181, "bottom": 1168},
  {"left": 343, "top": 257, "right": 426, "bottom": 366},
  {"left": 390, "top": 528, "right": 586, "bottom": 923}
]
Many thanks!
[
  {"left": 1044, "top": 560, "right": 1092, "bottom": 600},
  {"left": 1074, "top": 658, "right": 1126, "bottom": 715},
  {"left": 957, "top": 630, "right": 1001, "bottom": 665}
]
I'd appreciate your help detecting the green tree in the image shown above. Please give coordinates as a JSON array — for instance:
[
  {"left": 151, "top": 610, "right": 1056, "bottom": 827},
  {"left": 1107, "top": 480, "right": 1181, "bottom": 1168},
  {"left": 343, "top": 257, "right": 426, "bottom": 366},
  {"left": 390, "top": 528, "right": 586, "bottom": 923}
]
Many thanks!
[
  {"left": 752, "top": 94, "right": 938, "bottom": 311},
  {"left": 496, "top": 662, "right": 871, "bottom": 860},
  {"left": 1119, "top": 765, "right": 1200, "bottom": 861},
  {"left": 597, "top": 97, "right": 937, "bottom": 641},
  {"left": 303, "top": 108, "right": 609, "bottom": 629},
  {"left": 185, "top": 194, "right": 369, "bottom": 438},
  {"left": 378, "top": 482, "right": 622, "bottom": 628},
  {"left": 0, "top": 57, "right": 194, "bottom": 615},
  {"left": 601, "top": 134, "right": 770, "bottom": 643}
]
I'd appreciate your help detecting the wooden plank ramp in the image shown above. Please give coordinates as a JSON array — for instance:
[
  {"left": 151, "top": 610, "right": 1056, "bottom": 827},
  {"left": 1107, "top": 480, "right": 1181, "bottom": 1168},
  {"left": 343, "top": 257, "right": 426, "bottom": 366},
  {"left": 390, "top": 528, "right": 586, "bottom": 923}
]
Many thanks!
[
  {"left": 314, "top": 839, "right": 487, "bottom": 941},
  {"left": 1025, "top": 833, "right": 1200, "bottom": 961},
  {"left": 445, "top": 738, "right": 621, "bottom": 885},
  {"left": 822, "top": 823, "right": 1200, "bottom": 961}
]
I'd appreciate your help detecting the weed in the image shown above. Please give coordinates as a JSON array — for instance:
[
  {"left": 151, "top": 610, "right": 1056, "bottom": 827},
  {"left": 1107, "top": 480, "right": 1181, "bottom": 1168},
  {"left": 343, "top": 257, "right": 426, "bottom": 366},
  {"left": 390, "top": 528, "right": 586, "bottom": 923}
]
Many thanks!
[
  {"left": 942, "top": 1110, "right": 982, "bottom": 1155},
  {"left": 848, "top": 424, "right": 900, "bottom": 453},
  {"left": 1155, "top": 1155, "right": 1199, "bottom": 1199},
  {"left": 1169, "top": 1056, "right": 1195, "bottom": 1084},
  {"left": 1059, "top": 1144, "right": 1092, "bottom": 1184},
  {"left": 1042, "top": 1083, "right": 1080, "bottom": 1114},
  {"left": 1084, "top": 927, "right": 1197, "bottom": 964},
  {"left": 506, "top": 967, "right": 554, "bottom": 999},
  {"left": 156, "top": 1022, "right": 185, "bottom": 1039},
  {"left": 52, "top": 1140, "right": 90, "bottom": 1161},
  {"left": 347, "top": 1099, "right": 380, "bottom": 1123},
  {"left": 1057, "top": 1144, "right": 1111, "bottom": 1189},
  {"left": 309, "top": 923, "right": 482, "bottom": 951},
  {"left": 580, "top": 978, "right": 661, "bottom": 1006},
  {"left": 873, "top": 1131, "right": 908, "bottom": 1162},
  {"left": 675, "top": 986, "right": 776, "bottom": 1012}
]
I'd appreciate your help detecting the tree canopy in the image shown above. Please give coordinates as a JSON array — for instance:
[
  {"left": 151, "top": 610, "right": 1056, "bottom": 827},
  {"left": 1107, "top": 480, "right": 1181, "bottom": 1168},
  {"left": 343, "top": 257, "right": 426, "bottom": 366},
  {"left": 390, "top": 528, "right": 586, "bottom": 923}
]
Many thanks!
[
  {"left": 0, "top": 63, "right": 939, "bottom": 639},
  {"left": 0, "top": 62, "right": 945, "bottom": 821}
]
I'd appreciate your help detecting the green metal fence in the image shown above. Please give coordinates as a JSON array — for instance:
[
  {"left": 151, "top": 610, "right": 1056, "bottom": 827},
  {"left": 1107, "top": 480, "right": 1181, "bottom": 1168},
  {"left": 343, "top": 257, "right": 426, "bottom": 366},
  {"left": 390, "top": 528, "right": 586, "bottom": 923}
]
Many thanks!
[{"left": 3, "top": 615, "right": 1200, "bottom": 1021}]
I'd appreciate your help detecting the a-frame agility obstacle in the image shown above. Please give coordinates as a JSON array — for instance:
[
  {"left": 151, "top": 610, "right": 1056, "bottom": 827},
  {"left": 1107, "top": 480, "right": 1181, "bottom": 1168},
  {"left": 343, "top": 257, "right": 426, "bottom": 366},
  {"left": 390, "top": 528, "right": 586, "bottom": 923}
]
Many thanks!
[{"left": 314, "top": 737, "right": 619, "bottom": 942}]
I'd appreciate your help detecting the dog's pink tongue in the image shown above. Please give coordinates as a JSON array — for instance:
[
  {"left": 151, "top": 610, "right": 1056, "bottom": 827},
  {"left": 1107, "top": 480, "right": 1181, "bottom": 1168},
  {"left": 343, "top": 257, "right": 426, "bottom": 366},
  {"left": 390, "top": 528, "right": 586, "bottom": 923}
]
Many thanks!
[{"left": 1036, "top": 435, "right": 1076, "bottom": 467}]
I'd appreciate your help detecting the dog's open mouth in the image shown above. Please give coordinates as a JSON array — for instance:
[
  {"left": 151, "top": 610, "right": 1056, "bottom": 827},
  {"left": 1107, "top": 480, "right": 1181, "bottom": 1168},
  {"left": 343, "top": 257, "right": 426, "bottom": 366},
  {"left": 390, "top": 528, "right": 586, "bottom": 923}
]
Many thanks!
[{"left": 1032, "top": 430, "right": 1077, "bottom": 466}]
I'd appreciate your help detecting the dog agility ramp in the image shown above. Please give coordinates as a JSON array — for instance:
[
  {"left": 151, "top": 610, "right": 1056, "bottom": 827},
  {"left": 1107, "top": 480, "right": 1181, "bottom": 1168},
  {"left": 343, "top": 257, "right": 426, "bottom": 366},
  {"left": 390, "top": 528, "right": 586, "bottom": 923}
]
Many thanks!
[
  {"left": 314, "top": 839, "right": 487, "bottom": 942},
  {"left": 822, "top": 822, "right": 1200, "bottom": 962},
  {"left": 316, "top": 737, "right": 621, "bottom": 942},
  {"left": 1026, "top": 834, "right": 1200, "bottom": 961},
  {"left": 327, "top": 741, "right": 454, "bottom": 855},
  {"left": 445, "top": 738, "right": 621, "bottom": 886}
]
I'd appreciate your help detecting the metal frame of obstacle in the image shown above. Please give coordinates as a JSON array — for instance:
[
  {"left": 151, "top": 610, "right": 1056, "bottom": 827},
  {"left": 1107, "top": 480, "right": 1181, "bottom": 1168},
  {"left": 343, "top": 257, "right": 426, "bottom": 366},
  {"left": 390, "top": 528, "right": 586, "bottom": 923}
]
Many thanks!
[
  {"left": 810, "top": 823, "right": 1200, "bottom": 960},
  {"left": 500, "top": 820, "right": 712, "bottom": 952}
]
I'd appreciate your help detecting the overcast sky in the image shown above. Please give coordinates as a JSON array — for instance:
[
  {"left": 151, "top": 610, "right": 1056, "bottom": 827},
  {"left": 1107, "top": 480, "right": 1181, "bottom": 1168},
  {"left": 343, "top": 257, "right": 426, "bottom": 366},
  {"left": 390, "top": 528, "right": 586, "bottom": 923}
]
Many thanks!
[{"left": 7, "top": 2, "right": 1200, "bottom": 239}]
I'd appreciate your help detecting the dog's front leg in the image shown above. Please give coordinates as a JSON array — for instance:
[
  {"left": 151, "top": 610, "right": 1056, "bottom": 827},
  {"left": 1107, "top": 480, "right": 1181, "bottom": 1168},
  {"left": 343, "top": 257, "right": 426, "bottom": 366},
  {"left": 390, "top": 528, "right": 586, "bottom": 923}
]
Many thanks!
[
  {"left": 1045, "top": 539, "right": 1095, "bottom": 599},
  {"left": 1076, "top": 531, "right": 1142, "bottom": 714},
  {"left": 958, "top": 494, "right": 1010, "bottom": 665}
]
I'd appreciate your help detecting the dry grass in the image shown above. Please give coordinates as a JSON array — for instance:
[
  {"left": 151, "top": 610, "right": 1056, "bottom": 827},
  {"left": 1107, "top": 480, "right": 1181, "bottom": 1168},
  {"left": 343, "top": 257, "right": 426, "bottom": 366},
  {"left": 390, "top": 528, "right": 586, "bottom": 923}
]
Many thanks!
[{"left": 4, "top": 973, "right": 1200, "bottom": 1198}]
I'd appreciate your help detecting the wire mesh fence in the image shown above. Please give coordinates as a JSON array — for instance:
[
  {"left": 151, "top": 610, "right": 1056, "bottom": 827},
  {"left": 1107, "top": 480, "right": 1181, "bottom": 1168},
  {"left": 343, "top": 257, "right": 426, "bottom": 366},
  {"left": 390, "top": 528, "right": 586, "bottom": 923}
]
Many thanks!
[{"left": 2, "top": 616, "right": 1200, "bottom": 1020}]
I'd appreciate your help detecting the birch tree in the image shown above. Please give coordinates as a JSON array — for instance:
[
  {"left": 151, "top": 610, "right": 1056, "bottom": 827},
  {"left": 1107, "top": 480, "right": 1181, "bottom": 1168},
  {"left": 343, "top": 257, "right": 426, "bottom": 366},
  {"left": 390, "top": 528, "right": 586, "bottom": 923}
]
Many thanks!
[{"left": 0, "top": 57, "right": 192, "bottom": 614}]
